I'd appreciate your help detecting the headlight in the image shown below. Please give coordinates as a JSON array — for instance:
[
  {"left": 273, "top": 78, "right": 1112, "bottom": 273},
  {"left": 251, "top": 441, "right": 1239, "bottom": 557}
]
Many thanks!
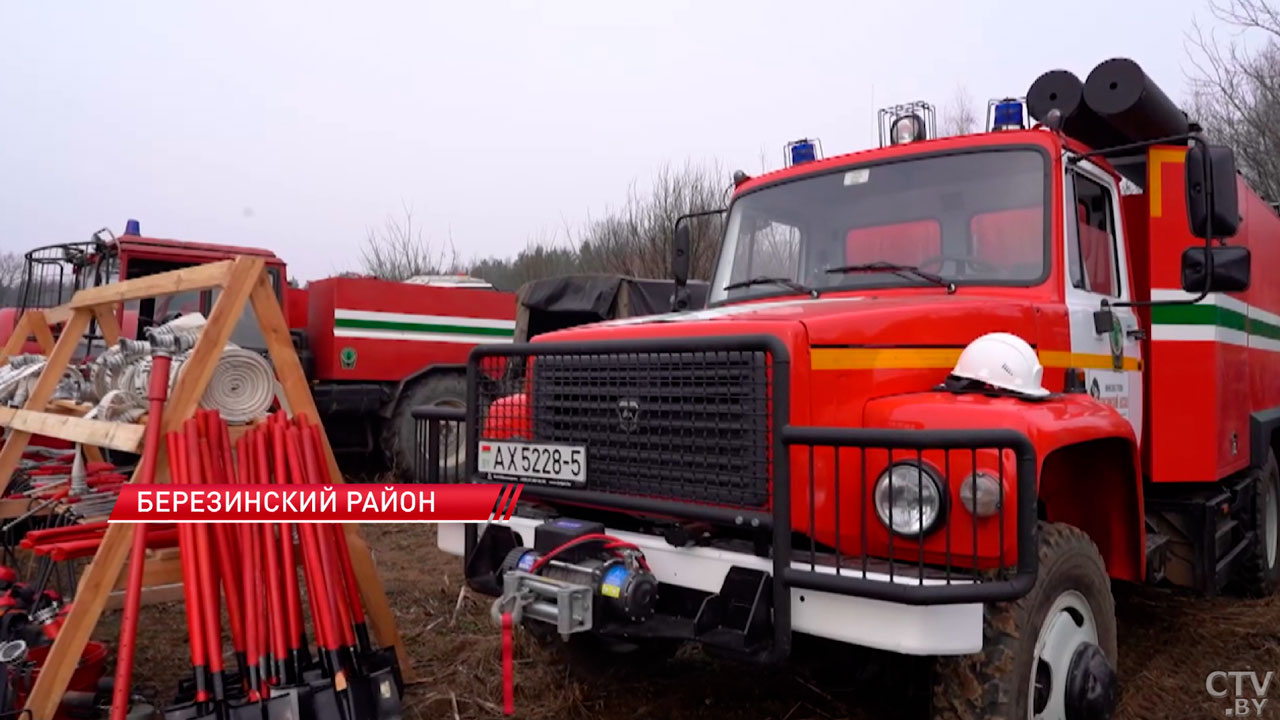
[
  {"left": 873, "top": 462, "right": 945, "bottom": 537},
  {"left": 890, "top": 113, "right": 926, "bottom": 144},
  {"left": 958, "top": 471, "right": 1003, "bottom": 517}
]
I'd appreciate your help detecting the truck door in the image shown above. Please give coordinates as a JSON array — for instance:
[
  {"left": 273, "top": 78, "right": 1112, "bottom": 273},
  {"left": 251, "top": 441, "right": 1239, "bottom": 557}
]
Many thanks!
[{"left": 1063, "top": 160, "right": 1144, "bottom": 443}]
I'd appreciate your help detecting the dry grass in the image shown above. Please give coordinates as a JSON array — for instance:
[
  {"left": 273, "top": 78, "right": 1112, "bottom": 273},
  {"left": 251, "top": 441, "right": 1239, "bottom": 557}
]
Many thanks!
[{"left": 99, "top": 524, "right": 1280, "bottom": 719}]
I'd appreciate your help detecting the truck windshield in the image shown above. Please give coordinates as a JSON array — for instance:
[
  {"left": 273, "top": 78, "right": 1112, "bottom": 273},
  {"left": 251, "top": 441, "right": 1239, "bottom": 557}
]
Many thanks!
[{"left": 709, "top": 148, "right": 1049, "bottom": 304}]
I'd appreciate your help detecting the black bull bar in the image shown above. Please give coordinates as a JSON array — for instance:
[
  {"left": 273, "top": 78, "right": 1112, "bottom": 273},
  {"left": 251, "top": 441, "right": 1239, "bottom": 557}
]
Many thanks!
[{"left": 413, "top": 335, "right": 1038, "bottom": 658}]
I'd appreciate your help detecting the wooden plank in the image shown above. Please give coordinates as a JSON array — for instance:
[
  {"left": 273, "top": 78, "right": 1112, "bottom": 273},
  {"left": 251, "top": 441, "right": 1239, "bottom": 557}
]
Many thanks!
[
  {"left": 24, "top": 258, "right": 262, "bottom": 720},
  {"left": 92, "top": 305, "right": 122, "bottom": 345},
  {"left": 0, "top": 410, "right": 144, "bottom": 453},
  {"left": 25, "top": 311, "right": 57, "bottom": 354},
  {"left": 40, "top": 306, "right": 74, "bottom": 326},
  {"left": 0, "top": 312, "right": 33, "bottom": 364},
  {"left": 68, "top": 260, "right": 233, "bottom": 309},
  {"left": 0, "top": 310, "right": 93, "bottom": 497},
  {"left": 250, "top": 271, "right": 415, "bottom": 682}
]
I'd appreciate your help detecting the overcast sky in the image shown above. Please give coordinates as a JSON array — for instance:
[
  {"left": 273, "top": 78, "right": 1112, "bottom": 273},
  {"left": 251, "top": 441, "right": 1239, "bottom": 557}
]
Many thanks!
[{"left": 1, "top": 0, "right": 1225, "bottom": 281}]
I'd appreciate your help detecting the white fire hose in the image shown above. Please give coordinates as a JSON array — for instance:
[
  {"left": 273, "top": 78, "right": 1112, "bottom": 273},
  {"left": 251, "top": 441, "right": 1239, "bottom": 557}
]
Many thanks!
[{"left": 2, "top": 313, "right": 276, "bottom": 425}]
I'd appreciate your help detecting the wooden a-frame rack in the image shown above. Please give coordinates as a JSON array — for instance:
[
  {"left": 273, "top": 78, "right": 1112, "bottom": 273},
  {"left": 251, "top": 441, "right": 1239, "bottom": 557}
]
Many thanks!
[{"left": 0, "top": 256, "right": 412, "bottom": 720}]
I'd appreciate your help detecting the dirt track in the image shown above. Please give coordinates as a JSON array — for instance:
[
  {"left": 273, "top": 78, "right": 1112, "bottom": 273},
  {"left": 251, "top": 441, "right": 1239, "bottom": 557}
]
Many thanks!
[{"left": 110, "top": 523, "right": 1280, "bottom": 719}]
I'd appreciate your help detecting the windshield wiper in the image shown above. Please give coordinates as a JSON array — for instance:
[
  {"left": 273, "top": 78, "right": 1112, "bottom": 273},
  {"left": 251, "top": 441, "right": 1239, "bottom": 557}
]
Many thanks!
[
  {"left": 722, "top": 276, "right": 819, "bottom": 298},
  {"left": 825, "top": 261, "right": 956, "bottom": 294}
]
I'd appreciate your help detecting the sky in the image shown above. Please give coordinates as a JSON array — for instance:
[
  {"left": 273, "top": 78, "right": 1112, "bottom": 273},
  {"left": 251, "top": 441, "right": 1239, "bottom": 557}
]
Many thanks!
[{"left": 0, "top": 0, "right": 1229, "bottom": 282}]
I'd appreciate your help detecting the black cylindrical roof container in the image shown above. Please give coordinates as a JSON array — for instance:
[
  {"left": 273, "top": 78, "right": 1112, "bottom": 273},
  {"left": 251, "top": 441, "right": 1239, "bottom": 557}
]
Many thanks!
[
  {"left": 1083, "top": 58, "right": 1189, "bottom": 144},
  {"left": 1027, "top": 69, "right": 1129, "bottom": 150}
]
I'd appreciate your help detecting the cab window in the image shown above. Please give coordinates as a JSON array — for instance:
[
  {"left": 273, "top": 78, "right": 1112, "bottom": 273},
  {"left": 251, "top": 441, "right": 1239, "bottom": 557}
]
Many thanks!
[{"left": 1068, "top": 173, "right": 1120, "bottom": 297}]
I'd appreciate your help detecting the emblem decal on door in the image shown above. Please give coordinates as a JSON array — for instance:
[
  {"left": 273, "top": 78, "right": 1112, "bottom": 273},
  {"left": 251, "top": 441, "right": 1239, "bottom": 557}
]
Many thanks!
[{"left": 1108, "top": 320, "right": 1124, "bottom": 370}]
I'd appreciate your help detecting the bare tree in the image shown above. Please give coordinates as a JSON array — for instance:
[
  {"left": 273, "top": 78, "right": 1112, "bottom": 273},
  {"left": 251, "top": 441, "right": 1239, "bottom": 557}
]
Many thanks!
[
  {"left": 0, "top": 253, "right": 24, "bottom": 306},
  {"left": 942, "top": 86, "right": 979, "bottom": 137},
  {"left": 573, "top": 162, "right": 727, "bottom": 281},
  {"left": 359, "top": 202, "right": 462, "bottom": 281},
  {"left": 1187, "top": 0, "right": 1280, "bottom": 201}
]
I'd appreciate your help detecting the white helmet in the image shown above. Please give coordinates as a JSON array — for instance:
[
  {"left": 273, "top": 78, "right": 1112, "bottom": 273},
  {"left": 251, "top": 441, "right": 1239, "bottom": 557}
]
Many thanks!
[{"left": 950, "top": 332, "right": 1049, "bottom": 398}]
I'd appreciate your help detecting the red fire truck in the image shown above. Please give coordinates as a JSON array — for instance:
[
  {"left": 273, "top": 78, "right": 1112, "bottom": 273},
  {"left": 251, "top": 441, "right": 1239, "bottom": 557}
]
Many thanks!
[
  {"left": 0, "top": 225, "right": 515, "bottom": 474},
  {"left": 433, "top": 58, "right": 1272, "bottom": 718}
]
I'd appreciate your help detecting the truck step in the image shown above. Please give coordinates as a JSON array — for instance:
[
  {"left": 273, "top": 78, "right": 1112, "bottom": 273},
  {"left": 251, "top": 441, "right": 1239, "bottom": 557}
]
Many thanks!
[
  {"left": 1215, "top": 532, "right": 1254, "bottom": 592},
  {"left": 1215, "top": 518, "right": 1240, "bottom": 560}
]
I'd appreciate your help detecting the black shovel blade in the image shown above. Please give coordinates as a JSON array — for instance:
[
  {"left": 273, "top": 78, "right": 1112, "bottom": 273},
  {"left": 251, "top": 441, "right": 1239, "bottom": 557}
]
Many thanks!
[
  {"left": 161, "top": 701, "right": 202, "bottom": 720},
  {"left": 358, "top": 648, "right": 403, "bottom": 697},
  {"left": 352, "top": 667, "right": 402, "bottom": 720},
  {"left": 304, "top": 679, "right": 343, "bottom": 720},
  {"left": 340, "top": 665, "right": 404, "bottom": 720},
  {"left": 194, "top": 704, "right": 224, "bottom": 720},
  {"left": 262, "top": 689, "right": 308, "bottom": 720},
  {"left": 227, "top": 699, "right": 264, "bottom": 720}
]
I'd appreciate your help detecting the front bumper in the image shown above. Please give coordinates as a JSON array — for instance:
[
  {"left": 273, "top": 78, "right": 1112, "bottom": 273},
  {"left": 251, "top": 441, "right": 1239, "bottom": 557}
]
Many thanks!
[
  {"left": 416, "top": 335, "right": 1041, "bottom": 660},
  {"left": 438, "top": 520, "right": 983, "bottom": 656}
]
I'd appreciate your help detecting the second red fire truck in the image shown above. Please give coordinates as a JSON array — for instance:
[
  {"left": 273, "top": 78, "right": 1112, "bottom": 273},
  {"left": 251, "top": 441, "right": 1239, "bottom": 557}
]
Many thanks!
[{"left": 431, "top": 58, "right": 1277, "bottom": 719}]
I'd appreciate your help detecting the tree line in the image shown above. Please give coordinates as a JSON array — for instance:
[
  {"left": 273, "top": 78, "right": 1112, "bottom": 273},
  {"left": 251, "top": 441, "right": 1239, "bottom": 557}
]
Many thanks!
[{"left": 359, "top": 162, "right": 728, "bottom": 291}]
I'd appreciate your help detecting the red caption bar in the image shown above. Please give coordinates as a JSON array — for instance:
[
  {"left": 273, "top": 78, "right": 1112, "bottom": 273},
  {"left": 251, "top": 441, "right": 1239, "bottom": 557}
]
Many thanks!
[{"left": 108, "top": 483, "right": 524, "bottom": 524}]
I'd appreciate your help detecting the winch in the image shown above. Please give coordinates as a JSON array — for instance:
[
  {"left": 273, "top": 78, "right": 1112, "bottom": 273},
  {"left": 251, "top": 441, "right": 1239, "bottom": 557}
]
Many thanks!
[{"left": 492, "top": 518, "right": 658, "bottom": 635}]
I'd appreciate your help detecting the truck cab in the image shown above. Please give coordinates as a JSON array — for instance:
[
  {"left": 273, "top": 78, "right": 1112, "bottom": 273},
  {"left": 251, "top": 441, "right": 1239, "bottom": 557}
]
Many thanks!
[
  {"left": 2, "top": 224, "right": 288, "bottom": 355},
  {"left": 433, "top": 59, "right": 1264, "bottom": 719}
]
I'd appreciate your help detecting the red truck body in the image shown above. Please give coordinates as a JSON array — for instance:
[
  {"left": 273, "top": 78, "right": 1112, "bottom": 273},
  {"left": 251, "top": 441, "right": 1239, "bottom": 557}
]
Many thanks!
[
  {"left": 1, "top": 229, "right": 516, "bottom": 470},
  {"left": 303, "top": 276, "right": 515, "bottom": 382}
]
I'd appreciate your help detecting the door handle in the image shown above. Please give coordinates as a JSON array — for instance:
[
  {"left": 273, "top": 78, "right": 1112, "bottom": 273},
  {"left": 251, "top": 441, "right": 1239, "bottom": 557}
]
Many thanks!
[{"left": 1126, "top": 327, "right": 1148, "bottom": 341}]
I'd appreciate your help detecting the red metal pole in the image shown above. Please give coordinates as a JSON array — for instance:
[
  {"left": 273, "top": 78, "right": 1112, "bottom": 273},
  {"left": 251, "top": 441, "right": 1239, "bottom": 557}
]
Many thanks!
[
  {"left": 167, "top": 431, "right": 210, "bottom": 704},
  {"left": 299, "top": 427, "right": 357, "bottom": 654},
  {"left": 271, "top": 419, "right": 306, "bottom": 680},
  {"left": 235, "top": 434, "right": 261, "bottom": 699},
  {"left": 186, "top": 419, "right": 226, "bottom": 707},
  {"left": 284, "top": 425, "right": 343, "bottom": 680},
  {"left": 253, "top": 427, "right": 288, "bottom": 688},
  {"left": 200, "top": 429, "right": 248, "bottom": 679},
  {"left": 110, "top": 351, "right": 172, "bottom": 720},
  {"left": 304, "top": 423, "right": 372, "bottom": 653}
]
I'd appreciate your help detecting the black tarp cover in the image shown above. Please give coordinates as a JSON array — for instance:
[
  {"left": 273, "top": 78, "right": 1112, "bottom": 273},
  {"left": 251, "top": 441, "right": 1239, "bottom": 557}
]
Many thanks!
[{"left": 515, "top": 274, "right": 710, "bottom": 341}]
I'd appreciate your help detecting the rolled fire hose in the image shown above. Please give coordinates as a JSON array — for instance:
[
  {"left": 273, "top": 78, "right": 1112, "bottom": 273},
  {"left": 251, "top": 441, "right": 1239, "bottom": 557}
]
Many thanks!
[
  {"left": 83, "top": 314, "right": 275, "bottom": 425},
  {"left": 199, "top": 347, "right": 276, "bottom": 424}
]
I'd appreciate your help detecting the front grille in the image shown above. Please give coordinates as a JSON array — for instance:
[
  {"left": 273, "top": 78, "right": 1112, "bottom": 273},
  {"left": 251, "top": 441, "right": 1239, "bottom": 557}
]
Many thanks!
[{"left": 480, "top": 349, "right": 773, "bottom": 507}]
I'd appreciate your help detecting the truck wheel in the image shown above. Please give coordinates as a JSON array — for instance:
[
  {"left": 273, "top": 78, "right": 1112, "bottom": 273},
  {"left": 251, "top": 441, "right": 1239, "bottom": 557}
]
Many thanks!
[
  {"left": 1233, "top": 449, "right": 1280, "bottom": 596},
  {"left": 383, "top": 373, "right": 467, "bottom": 480},
  {"left": 932, "top": 522, "right": 1117, "bottom": 720}
]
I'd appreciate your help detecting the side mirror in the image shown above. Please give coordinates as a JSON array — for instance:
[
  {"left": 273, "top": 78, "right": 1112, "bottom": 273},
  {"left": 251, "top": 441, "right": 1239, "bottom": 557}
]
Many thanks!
[
  {"left": 1181, "top": 245, "right": 1251, "bottom": 293},
  {"left": 672, "top": 220, "right": 691, "bottom": 289},
  {"left": 1186, "top": 143, "right": 1240, "bottom": 239}
]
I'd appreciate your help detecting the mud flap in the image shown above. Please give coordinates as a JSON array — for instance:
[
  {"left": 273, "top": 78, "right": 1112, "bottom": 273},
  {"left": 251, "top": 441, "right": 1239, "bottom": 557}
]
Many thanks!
[{"left": 465, "top": 525, "right": 519, "bottom": 596}]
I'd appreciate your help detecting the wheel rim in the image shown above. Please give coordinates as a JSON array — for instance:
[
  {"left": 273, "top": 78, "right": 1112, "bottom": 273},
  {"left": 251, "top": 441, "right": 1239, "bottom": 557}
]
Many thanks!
[
  {"left": 434, "top": 398, "right": 467, "bottom": 470},
  {"left": 1028, "top": 590, "right": 1098, "bottom": 720},
  {"left": 1264, "top": 469, "right": 1279, "bottom": 569}
]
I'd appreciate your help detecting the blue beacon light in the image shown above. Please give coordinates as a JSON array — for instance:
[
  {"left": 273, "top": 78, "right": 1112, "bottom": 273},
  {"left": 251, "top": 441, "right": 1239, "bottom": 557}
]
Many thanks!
[
  {"left": 785, "top": 138, "right": 822, "bottom": 167},
  {"left": 993, "top": 100, "right": 1025, "bottom": 130}
]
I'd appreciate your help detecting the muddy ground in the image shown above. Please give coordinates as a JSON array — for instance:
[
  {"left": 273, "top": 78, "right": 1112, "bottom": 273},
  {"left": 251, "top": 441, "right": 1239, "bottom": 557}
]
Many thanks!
[{"left": 92, "top": 523, "right": 1280, "bottom": 719}]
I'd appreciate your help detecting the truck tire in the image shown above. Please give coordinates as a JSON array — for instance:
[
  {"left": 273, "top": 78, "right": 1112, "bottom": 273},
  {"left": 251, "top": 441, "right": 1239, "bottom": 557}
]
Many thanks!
[
  {"left": 1233, "top": 449, "right": 1280, "bottom": 596},
  {"left": 382, "top": 373, "right": 467, "bottom": 480},
  {"left": 932, "top": 522, "right": 1117, "bottom": 720}
]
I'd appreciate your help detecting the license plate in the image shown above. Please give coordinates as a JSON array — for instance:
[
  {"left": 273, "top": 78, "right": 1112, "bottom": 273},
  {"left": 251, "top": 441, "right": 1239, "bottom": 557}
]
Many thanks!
[{"left": 476, "top": 441, "right": 587, "bottom": 486}]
